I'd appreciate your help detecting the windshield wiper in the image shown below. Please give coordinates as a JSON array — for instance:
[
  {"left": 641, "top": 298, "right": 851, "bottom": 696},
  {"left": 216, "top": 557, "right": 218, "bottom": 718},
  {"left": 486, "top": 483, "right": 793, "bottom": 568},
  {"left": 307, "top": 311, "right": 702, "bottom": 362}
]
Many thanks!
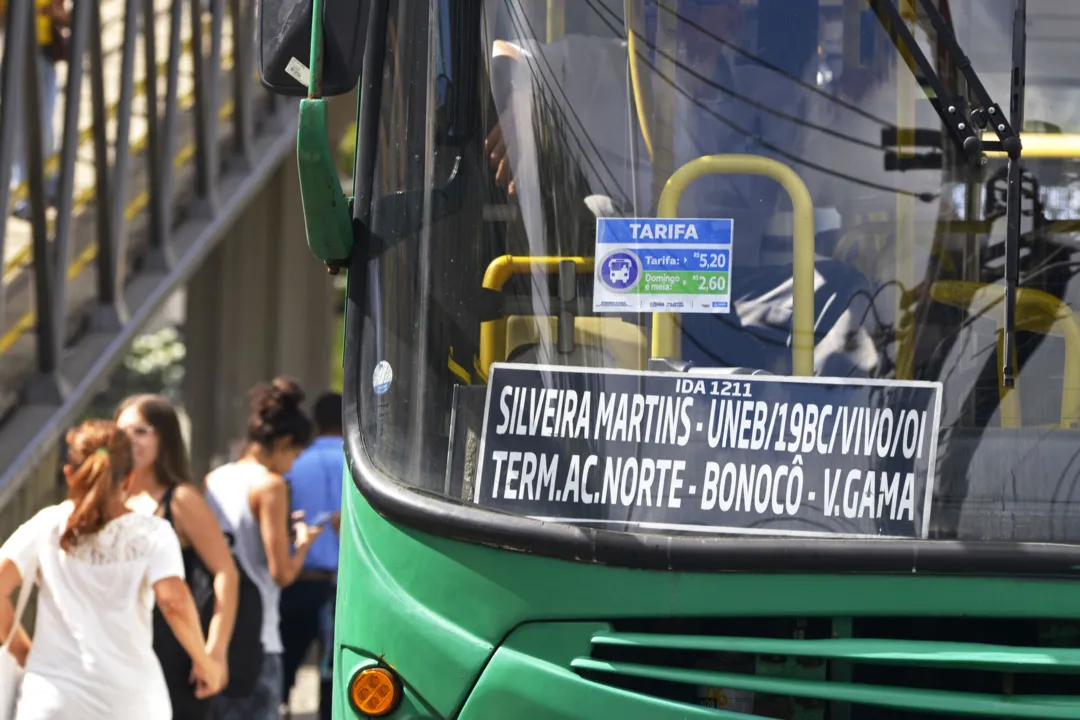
[{"left": 870, "top": 0, "right": 1026, "bottom": 387}]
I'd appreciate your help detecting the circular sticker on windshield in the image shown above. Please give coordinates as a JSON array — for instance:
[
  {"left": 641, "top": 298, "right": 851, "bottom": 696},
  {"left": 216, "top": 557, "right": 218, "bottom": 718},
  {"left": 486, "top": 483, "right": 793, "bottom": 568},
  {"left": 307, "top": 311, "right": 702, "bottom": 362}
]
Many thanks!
[
  {"left": 599, "top": 250, "right": 641, "bottom": 292},
  {"left": 372, "top": 361, "right": 393, "bottom": 395}
]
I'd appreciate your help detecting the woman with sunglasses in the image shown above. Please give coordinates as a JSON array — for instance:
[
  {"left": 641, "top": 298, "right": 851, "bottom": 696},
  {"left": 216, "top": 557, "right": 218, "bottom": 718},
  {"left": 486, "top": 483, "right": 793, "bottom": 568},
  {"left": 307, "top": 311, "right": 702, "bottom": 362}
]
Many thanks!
[{"left": 116, "top": 395, "right": 239, "bottom": 720}]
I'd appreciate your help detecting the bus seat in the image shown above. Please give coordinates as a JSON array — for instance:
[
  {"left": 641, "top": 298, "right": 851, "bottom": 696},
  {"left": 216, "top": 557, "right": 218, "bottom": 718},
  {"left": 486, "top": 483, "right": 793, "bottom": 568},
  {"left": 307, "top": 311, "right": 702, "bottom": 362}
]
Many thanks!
[
  {"left": 758, "top": 208, "right": 842, "bottom": 265},
  {"left": 833, "top": 222, "right": 958, "bottom": 281},
  {"left": 931, "top": 281, "right": 1080, "bottom": 428},
  {"left": 927, "top": 307, "right": 1067, "bottom": 430},
  {"left": 832, "top": 221, "right": 892, "bottom": 278},
  {"left": 503, "top": 316, "right": 647, "bottom": 371},
  {"left": 681, "top": 258, "right": 879, "bottom": 377},
  {"left": 942, "top": 428, "right": 1080, "bottom": 544}
]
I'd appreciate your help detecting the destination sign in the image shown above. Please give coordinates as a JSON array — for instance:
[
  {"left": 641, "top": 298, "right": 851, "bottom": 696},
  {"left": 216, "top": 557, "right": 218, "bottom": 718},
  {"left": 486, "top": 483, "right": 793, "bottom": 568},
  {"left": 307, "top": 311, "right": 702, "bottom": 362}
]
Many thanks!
[{"left": 473, "top": 364, "right": 943, "bottom": 539}]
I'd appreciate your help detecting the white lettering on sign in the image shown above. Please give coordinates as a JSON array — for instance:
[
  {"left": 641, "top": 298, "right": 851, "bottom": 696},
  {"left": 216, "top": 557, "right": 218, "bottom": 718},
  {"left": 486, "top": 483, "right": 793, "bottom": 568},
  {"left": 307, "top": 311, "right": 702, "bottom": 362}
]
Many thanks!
[
  {"left": 822, "top": 469, "right": 916, "bottom": 521},
  {"left": 699, "top": 398, "right": 930, "bottom": 461},
  {"left": 493, "top": 385, "right": 694, "bottom": 446},
  {"left": 628, "top": 222, "right": 700, "bottom": 240},
  {"left": 474, "top": 364, "right": 944, "bottom": 540}
]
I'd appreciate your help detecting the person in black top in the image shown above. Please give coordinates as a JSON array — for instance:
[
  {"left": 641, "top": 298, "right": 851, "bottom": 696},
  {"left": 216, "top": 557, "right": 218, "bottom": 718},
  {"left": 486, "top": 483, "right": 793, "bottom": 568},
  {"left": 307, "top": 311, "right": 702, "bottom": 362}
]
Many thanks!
[{"left": 117, "top": 394, "right": 240, "bottom": 719}]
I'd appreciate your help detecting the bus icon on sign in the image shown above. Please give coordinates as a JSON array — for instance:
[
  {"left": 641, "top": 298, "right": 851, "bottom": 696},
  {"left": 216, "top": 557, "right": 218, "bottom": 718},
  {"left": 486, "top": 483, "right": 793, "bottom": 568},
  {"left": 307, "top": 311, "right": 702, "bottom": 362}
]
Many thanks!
[{"left": 600, "top": 251, "right": 640, "bottom": 291}]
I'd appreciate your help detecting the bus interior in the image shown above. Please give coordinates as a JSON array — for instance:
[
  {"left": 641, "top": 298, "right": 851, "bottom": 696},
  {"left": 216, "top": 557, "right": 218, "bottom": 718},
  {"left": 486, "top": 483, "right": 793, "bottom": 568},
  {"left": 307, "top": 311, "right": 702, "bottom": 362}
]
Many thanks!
[{"left": 358, "top": 0, "right": 1080, "bottom": 544}]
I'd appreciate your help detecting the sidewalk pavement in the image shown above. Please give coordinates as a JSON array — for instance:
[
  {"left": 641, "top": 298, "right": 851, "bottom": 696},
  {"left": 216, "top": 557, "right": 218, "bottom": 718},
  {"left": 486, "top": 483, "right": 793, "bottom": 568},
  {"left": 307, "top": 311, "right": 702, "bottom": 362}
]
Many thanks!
[{"left": 286, "top": 661, "right": 323, "bottom": 720}]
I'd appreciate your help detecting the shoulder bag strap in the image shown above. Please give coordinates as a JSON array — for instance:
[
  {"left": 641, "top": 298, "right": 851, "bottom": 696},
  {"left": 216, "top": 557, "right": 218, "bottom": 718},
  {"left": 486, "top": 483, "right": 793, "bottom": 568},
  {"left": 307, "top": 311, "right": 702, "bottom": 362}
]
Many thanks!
[
  {"left": 158, "top": 486, "right": 178, "bottom": 526},
  {"left": 1, "top": 538, "right": 42, "bottom": 652}
]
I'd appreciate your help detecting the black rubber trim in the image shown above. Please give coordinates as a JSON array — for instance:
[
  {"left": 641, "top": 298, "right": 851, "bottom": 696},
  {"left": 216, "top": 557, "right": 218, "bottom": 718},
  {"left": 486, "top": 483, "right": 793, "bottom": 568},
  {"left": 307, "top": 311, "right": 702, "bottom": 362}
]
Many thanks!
[
  {"left": 342, "top": 2, "right": 1080, "bottom": 578},
  {"left": 345, "top": 429, "right": 1080, "bottom": 576},
  {"left": 343, "top": 306, "right": 1080, "bottom": 574}
]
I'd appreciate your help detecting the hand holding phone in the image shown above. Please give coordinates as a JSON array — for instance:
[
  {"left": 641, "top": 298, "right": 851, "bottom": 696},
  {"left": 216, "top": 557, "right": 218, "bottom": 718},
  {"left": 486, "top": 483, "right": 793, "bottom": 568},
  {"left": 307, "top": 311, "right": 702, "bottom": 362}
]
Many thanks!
[{"left": 311, "top": 511, "right": 335, "bottom": 528}]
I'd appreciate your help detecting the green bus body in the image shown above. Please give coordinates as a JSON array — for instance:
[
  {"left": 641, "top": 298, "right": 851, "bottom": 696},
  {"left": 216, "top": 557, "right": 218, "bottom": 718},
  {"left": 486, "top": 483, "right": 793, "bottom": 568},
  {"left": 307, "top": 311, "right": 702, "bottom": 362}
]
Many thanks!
[
  {"left": 330, "top": 482, "right": 1080, "bottom": 719},
  {"left": 277, "top": 0, "right": 1080, "bottom": 717}
]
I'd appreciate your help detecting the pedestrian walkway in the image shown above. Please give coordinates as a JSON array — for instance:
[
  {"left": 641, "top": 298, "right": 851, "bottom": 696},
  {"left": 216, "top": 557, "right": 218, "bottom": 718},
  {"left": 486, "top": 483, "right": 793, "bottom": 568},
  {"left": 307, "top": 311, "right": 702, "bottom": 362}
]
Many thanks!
[
  {"left": 287, "top": 662, "right": 323, "bottom": 720},
  {"left": 0, "top": 0, "right": 239, "bottom": 415},
  {"left": 1, "top": 0, "right": 229, "bottom": 267}
]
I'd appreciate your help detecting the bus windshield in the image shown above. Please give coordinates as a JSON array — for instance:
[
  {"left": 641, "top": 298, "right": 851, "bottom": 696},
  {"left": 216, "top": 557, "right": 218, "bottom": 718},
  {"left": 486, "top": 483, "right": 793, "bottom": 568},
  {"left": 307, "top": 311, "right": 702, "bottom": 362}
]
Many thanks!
[{"left": 354, "top": 0, "right": 1080, "bottom": 545}]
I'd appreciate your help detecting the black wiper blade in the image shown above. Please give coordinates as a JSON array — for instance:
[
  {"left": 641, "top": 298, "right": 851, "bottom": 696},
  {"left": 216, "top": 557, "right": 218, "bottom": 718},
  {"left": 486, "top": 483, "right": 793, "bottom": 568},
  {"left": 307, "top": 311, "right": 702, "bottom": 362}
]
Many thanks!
[
  {"left": 1002, "top": 0, "right": 1028, "bottom": 388},
  {"left": 870, "top": 0, "right": 1026, "bottom": 387}
]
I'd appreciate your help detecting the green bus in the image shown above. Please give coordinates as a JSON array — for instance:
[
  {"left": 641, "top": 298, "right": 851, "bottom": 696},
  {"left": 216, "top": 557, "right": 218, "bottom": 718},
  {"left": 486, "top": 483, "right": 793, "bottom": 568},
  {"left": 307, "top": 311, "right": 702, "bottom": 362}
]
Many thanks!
[{"left": 260, "top": 0, "right": 1080, "bottom": 717}]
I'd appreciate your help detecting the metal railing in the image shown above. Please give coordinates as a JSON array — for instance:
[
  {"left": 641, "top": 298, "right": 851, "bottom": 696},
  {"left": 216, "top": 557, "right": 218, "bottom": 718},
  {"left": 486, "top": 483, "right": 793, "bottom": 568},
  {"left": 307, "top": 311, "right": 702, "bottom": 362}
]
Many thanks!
[{"left": 0, "top": 0, "right": 298, "bottom": 505}]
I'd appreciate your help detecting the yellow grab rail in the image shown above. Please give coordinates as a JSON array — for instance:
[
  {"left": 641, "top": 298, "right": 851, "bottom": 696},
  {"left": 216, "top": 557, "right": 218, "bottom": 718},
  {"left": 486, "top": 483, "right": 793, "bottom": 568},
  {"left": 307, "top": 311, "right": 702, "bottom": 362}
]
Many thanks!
[
  {"left": 983, "top": 132, "right": 1080, "bottom": 159},
  {"left": 624, "top": 0, "right": 654, "bottom": 161},
  {"left": 930, "top": 280, "right": 1080, "bottom": 428},
  {"left": 651, "top": 154, "right": 817, "bottom": 376},
  {"left": 546, "top": 0, "right": 565, "bottom": 42},
  {"left": 478, "top": 255, "right": 594, "bottom": 380}
]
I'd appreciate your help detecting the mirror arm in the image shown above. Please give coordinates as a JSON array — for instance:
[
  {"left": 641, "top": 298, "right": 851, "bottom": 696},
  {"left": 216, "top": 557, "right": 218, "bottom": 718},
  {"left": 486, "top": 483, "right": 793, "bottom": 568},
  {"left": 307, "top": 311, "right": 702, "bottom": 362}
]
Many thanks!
[
  {"left": 867, "top": 0, "right": 979, "bottom": 160},
  {"left": 308, "top": 0, "right": 324, "bottom": 99},
  {"left": 296, "top": 0, "right": 388, "bottom": 272}
]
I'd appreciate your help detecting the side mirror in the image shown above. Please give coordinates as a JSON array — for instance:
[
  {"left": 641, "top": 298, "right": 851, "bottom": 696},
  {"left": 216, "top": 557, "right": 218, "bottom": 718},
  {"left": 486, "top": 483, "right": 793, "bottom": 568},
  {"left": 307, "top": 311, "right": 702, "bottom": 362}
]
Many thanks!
[{"left": 258, "top": 0, "right": 369, "bottom": 97}]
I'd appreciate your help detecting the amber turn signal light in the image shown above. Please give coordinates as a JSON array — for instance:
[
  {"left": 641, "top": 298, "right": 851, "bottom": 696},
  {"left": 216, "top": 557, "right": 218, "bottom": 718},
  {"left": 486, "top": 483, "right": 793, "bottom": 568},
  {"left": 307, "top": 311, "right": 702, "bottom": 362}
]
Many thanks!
[{"left": 349, "top": 666, "right": 402, "bottom": 716}]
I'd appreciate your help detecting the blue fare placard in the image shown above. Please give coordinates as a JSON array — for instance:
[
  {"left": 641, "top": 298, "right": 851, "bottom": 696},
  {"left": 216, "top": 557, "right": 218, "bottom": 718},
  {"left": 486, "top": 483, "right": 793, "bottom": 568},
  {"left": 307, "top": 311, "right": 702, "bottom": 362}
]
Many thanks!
[
  {"left": 474, "top": 364, "right": 944, "bottom": 539},
  {"left": 593, "top": 218, "right": 735, "bottom": 314}
]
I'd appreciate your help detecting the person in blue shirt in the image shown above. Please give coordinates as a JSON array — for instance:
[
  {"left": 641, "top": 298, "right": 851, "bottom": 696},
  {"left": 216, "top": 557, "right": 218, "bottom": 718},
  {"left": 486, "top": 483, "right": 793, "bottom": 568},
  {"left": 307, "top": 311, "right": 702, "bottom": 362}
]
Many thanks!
[{"left": 279, "top": 392, "right": 343, "bottom": 717}]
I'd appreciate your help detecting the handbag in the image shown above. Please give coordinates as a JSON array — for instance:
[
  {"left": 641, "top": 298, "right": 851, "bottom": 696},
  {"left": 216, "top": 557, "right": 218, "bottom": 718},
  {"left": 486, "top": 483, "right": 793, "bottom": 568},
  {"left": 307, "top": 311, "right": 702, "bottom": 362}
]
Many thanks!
[{"left": 0, "top": 554, "right": 40, "bottom": 720}]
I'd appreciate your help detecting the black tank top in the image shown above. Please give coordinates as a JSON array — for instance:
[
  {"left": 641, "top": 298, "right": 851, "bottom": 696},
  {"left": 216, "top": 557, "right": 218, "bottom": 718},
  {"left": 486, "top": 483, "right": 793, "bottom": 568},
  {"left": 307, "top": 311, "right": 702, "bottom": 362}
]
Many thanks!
[{"left": 152, "top": 486, "right": 215, "bottom": 720}]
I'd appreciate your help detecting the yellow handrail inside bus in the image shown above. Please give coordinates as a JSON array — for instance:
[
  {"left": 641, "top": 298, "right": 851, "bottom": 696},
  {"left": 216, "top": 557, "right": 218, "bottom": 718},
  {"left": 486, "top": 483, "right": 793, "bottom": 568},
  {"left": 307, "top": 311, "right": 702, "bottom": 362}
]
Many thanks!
[
  {"left": 983, "top": 133, "right": 1080, "bottom": 159},
  {"left": 624, "top": 0, "right": 654, "bottom": 161},
  {"left": 895, "top": 0, "right": 917, "bottom": 381},
  {"left": 478, "top": 255, "right": 594, "bottom": 380},
  {"left": 651, "top": 154, "right": 817, "bottom": 376},
  {"left": 547, "top": 0, "right": 565, "bottom": 42},
  {"left": 930, "top": 280, "right": 1080, "bottom": 428}
]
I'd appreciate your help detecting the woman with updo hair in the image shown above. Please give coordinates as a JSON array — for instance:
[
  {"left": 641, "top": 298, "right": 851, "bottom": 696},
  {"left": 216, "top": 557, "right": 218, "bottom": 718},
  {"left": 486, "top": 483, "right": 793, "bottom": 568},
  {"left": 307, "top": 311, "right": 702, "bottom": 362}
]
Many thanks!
[
  {"left": 205, "top": 376, "right": 322, "bottom": 720},
  {"left": 0, "top": 420, "right": 225, "bottom": 720}
]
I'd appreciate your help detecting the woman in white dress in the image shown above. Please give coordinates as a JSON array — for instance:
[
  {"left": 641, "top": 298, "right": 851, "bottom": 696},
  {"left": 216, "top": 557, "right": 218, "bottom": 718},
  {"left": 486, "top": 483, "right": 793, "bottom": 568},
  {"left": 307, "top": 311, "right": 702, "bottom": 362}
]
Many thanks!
[{"left": 0, "top": 420, "right": 227, "bottom": 720}]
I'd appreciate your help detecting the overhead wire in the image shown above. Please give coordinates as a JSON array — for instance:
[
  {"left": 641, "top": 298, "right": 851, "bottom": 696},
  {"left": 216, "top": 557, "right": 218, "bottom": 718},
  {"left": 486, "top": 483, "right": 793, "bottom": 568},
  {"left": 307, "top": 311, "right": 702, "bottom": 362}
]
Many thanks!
[
  {"left": 650, "top": 0, "right": 895, "bottom": 128},
  {"left": 591, "top": 0, "right": 884, "bottom": 152},
  {"left": 579, "top": 0, "right": 939, "bottom": 202}
]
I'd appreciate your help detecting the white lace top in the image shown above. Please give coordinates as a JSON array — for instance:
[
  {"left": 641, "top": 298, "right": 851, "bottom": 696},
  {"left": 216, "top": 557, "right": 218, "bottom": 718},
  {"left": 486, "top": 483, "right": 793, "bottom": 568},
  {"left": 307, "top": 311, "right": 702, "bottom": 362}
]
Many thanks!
[{"left": 0, "top": 501, "right": 185, "bottom": 720}]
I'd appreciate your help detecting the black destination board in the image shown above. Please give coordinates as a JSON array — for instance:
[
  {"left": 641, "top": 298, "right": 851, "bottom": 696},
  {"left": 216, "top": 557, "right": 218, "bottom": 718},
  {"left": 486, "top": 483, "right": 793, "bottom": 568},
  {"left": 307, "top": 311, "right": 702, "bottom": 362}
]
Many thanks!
[{"left": 473, "top": 363, "right": 943, "bottom": 538}]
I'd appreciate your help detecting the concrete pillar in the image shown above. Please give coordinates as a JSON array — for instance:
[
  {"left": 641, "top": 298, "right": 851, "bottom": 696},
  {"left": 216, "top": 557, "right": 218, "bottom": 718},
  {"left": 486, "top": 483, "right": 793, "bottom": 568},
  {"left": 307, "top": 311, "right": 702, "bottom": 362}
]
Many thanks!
[
  {"left": 184, "top": 92, "right": 355, "bottom": 477},
  {"left": 184, "top": 239, "right": 225, "bottom": 480},
  {"left": 184, "top": 151, "right": 337, "bottom": 477},
  {"left": 270, "top": 153, "right": 335, "bottom": 401}
]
